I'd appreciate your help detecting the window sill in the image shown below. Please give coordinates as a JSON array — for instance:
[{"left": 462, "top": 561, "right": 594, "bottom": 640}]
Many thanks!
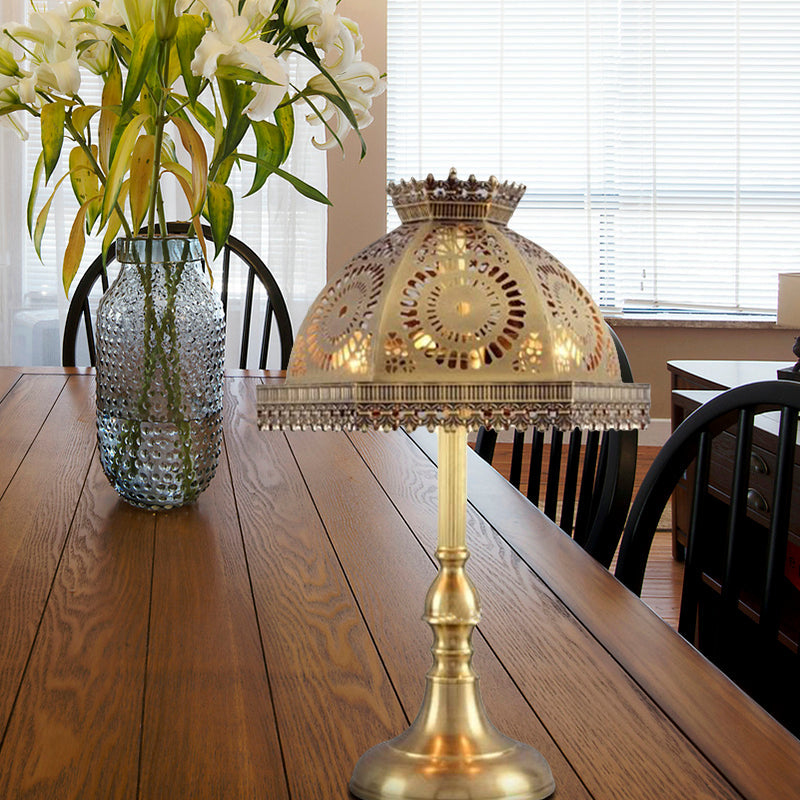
[{"left": 604, "top": 310, "right": 783, "bottom": 330}]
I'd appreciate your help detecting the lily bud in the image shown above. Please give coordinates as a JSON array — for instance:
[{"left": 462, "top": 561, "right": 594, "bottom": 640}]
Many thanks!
[
  {"left": 155, "top": 0, "right": 178, "bottom": 41},
  {"left": 0, "top": 47, "right": 20, "bottom": 77}
]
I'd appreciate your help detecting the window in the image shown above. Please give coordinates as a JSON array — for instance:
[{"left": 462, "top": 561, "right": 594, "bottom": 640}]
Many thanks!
[{"left": 386, "top": 0, "right": 800, "bottom": 316}]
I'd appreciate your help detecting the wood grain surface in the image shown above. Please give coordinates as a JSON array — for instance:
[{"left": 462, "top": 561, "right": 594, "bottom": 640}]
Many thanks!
[
  {"left": 354, "top": 430, "right": 744, "bottom": 800},
  {"left": 0, "top": 367, "right": 20, "bottom": 404},
  {"left": 0, "top": 454, "right": 154, "bottom": 799},
  {"left": 223, "top": 377, "right": 406, "bottom": 799},
  {"left": 411, "top": 427, "right": 800, "bottom": 800},
  {"left": 0, "top": 375, "right": 96, "bottom": 735},
  {"left": 0, "top": 367, "right": 797, "bottom": 800}
]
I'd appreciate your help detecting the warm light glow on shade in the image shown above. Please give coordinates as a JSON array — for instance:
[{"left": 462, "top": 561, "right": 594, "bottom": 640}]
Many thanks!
[{"left": 258, "top": 171, "right": 649, "bottom": 434}]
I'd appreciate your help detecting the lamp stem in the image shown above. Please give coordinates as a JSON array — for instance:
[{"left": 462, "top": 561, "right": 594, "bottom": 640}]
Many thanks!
[
  {"left": 438, "top": 426, "right": 467, "bottom": 549},
  {"left": 348, "top": 426, "right": 555, "bottom": 800}
]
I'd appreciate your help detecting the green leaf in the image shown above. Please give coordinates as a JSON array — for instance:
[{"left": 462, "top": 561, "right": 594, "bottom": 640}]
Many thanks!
[
  {"left": 101, "top": 112, "right": 149, "bottom": 226},
  {"left": 212, "top": 80, "right": 253, "bottom": 174},
  {"left": 272, "top": 166, "right": 330, "bottom": 205},
  {"left": 189, "top": 100, "right": 216, "bottom": 135},
  {"left": 206, "top": 181, "right": 233, "bottom": 258},
  {"left": 237, "top": 154, "right": 330, "bottom": 205},
  {"left": 214, "top": 153, "right": 236, "bottom": 186},
  {"left": 274, "top": 99, "right": 294, "bottom": 165},
  {"left": 175, "top": 15, "right": 205, "bottom": 102},
  {"left": 0, "top": 104, "right": 28, "bottom": 118},
  {"left": 214, "top": 65, "right": 283, "bottom": 86},
  {"left": 41, "top": 101, "right": 66, "bottom": 183},
  {"left": 102, "top": 23, "right": 133, "bottom": 52},
  {"left": 121, "top": 21, "right": 158, "bottom": 116},
  {"left": 245, "top": 121, "right": 282, "bottom": 197},
  {"left": 27, "top": 152, "right": 44, "bottom": 236}
]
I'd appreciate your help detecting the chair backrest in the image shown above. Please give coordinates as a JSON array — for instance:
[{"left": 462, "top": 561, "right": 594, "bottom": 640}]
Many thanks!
[
  {"left": 473, "top": 325, "right": 638, "bottom": 568},
  {"left": 615, "top": 379, "right": 800, "bottom": 733},
  {"left": 62, "top": 222, "right": 293, "bottom": 370}
]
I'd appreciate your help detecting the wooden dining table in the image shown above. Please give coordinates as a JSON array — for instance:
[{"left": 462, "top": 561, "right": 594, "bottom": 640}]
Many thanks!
[{"left": 1, "top": 365, "right": 799, "bottom": 799}]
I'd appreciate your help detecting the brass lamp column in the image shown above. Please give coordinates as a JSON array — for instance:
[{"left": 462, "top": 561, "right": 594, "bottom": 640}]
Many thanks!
[
  {"left": 257, "top": 171, "right": 650, "bottom": 800},
  {"left": 348, "top": 426, "right": 555, "bottom": 799}
]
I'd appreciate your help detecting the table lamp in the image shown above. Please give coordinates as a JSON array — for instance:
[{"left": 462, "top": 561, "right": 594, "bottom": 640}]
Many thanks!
[{"left": 257, "top": 170, "right": 650, "bottom": 800}]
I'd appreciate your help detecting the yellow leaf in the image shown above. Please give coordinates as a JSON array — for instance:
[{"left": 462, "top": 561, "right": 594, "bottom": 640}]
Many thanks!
[
  {"left": 69, "top": 145, "right": 102, "bottom": 233},
  {"left": 101, "top": 112, "right": 149, "bottom": 226},
  {"left": 33, "top": 172, "right": 73, "bottom": 260},
  {"left": 172, "top": 116, "right": 208, "bottom": 216},
  {"left": 41, "top": 101, "right": 65, "bottom": 183},
  {"left": 129, "top": 134, "right": 156, "bottom": 230},
  {"left": 71, "top": 105, "right": 101, "bottom": 137},
  {"left": 102, "top": 180, "right": 130, "bottom": 256},
  {"left": 162, "top": 159, "right": 192, "bottom": 189},
  {"left": 63, "top": 194, "right": 100, "bottom": 295},
  {"left": 191, "top": 215, "right": 211, "bottom": 285}
]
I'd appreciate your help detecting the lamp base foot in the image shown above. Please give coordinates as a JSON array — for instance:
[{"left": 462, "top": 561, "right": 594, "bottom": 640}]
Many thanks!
[{"left": 348, "top": 731, "right": 555, "bottom": 800}]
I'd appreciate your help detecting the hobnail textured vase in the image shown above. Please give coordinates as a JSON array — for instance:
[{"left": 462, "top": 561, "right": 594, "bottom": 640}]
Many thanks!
[{"left": 95, "top": 236, "right": 225, "bottom": 509}]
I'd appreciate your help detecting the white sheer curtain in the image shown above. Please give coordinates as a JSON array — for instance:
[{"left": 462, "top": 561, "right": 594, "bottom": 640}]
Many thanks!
[{"left": 0, "top": 0, "right": 327, "bottom": 367}]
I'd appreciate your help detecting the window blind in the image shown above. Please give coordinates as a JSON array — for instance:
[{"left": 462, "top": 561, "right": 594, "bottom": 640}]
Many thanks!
[{"left": 386, "top": 0, "right": 800, "bottom": 315}]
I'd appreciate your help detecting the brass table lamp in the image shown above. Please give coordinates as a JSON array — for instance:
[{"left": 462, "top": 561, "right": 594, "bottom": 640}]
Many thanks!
[{"left": 257, "top": 170, "right": 649, "bottom": 800}]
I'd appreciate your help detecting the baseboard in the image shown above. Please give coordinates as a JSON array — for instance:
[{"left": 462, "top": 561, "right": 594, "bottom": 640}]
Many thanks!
[{"left": 468, "top": 418, "right": 671, "bottom": 448}]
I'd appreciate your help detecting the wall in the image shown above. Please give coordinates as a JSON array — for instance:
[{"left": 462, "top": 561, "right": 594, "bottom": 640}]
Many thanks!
[
  {"left": 610, "top": 323, "right": 796, "bottom": 420},
  {"left": 325, "top": 2, "right": 796, "bottom": 430},
  {"left": 326, "top": 0, "right": 387, "bottom": 273}
]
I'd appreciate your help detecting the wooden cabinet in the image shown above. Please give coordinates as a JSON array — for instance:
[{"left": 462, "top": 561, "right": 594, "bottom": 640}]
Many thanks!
[{"left": 667, "top": 361, "right": 800, "bottom": 573}]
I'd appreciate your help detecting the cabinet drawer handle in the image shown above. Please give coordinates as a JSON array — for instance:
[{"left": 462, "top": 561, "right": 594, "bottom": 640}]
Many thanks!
[
  {"left": 750, "top": 453, "right": 769, "bottom": 475},
  {"left": 746, "top": 488, "right": 769, "bottom": 513}
]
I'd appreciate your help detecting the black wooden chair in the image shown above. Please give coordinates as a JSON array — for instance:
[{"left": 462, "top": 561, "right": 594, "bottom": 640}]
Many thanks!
[
  {"left": 473, "top": 325, "right": 638, "bottom": 568},
  {"left": 615, "top": 379, "right": 800, "bottom": 734},
  {"left": 62, "top": 222, "right": 293, "bottom": 370}
]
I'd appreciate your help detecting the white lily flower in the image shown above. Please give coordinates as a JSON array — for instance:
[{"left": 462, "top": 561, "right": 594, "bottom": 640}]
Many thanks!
[
  {"left": 307, "top": 6, "right": 341, "bottom": 52},
  {"left": 305, "top": 59, "right": 384, "bottom": 149},
  {"left": 17, "top": 74, "right": 38, "bottom": 106},
  {"left": 96, "top": 0, "right": 126, "bottom": 27},
  {"left": 284, "top": 0, "right": 328, "bottom": 30},
  {"left": 321, "top": 16, "right": 363, "bottom": 72},
  {"left": 6, "top": 7, "right": 82, "bottom": 98},
  {"left": 191, "top": 0, "right": 288, "bottom": 121},
  {"left": 71, "top": 6, "right": 114, "bottom": 75},
  {"left": 42, "top": 52, "right": 82, "bottom": 95}
]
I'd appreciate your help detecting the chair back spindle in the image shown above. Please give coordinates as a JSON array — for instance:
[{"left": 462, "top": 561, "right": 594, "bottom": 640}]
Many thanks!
[
  {"left": 474, "top": 324, "right": 638, "bottom": 568},
  {"left": 62, "top": 223, "right": 293, "bottom": 371},
  {"left": 616, "top": 380, "right": 800, "bottom": 733}
]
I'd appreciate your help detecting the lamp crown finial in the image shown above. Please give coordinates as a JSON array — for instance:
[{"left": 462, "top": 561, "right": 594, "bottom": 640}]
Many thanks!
[{"left": 387, "top": 168, "right": 526, "bottom": 224}]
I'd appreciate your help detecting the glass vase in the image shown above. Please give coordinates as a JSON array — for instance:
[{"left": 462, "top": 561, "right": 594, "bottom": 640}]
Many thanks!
[{"left": 95, "top": 235, "right": 225, "bottom": 509}]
